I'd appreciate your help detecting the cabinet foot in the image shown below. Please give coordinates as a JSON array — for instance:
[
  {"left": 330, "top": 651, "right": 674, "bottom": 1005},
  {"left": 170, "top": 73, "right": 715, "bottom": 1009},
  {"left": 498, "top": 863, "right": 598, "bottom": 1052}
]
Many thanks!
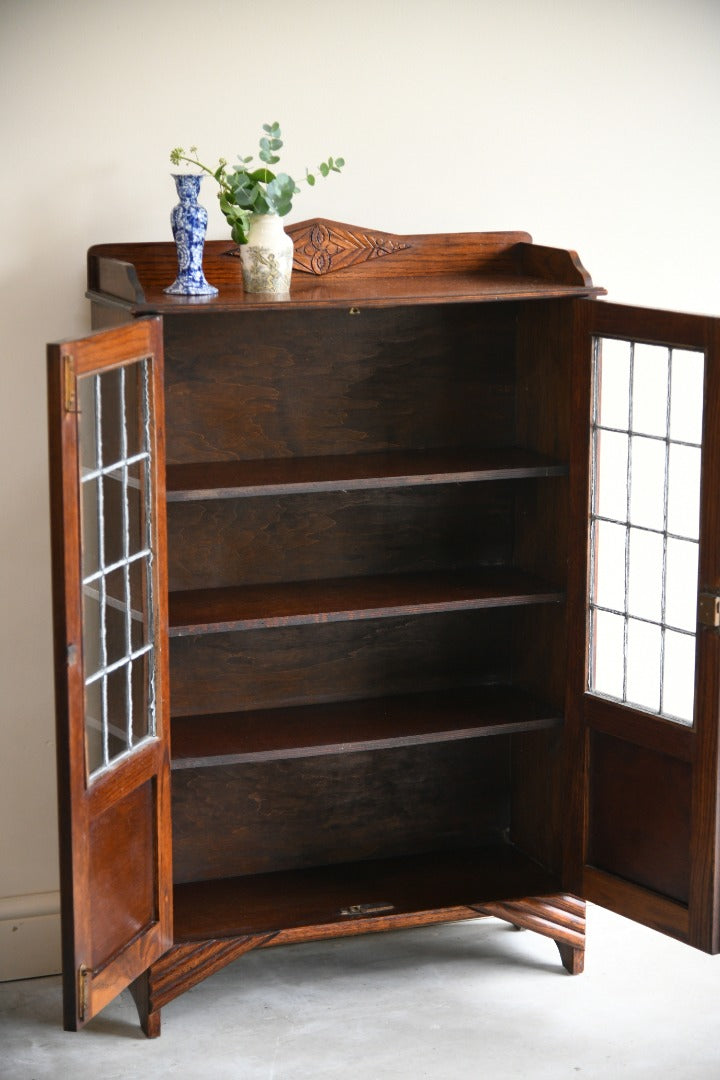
[
  {"left": 557, "top": 940, "right": 585, "bottom": 975},
  {"left": 474, "top": 894, "right": 586, "bottom": 974},
  {"left": 129, "top": 972, "right": 161, "bottom": 1038}
]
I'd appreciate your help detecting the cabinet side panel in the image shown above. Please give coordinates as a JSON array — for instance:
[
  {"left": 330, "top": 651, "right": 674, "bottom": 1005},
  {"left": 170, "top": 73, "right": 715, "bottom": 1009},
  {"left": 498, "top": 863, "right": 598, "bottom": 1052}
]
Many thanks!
[
  {"left": 89, "top": 302, "right": 135, "bottom": 331},
  {"left": 508, "top": 301, "right": 573, "bottom": 874}
]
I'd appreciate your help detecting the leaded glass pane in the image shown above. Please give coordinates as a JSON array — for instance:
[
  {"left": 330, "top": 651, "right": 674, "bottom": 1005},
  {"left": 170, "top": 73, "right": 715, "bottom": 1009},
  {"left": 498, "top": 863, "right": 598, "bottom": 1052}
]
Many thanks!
[
  {"left": 632, "top": 344, "right": 669, "bottom": 438},
  {"left": 595, "top": 430, "right": 628, "bottom": 521},
  {"left": 77, "top": 359, "right": 157, "bottom": 780},
  {"left": 629, "top": 436, "right": 665, "bottom": 531},
  {"left": 593, "top": 519, "right": 626, "bottom": 612},
  {"left": 592, "top": 609, "right": 624, "bottom": 700},
  {"left": 627, "top": 528, "right": 663, "bottom": 623},
  {"left": 625, "top": 618, "right": 661, "bottom": 713},
  {"left": 670, "top": 349, "right": 704, "bottom": 444},
  {"left": 667, "top": 443, "right": 701, "bottom": 540},
  {"left": 597, "top": 337, "right": 631, "bottom": 430},
  {"left": 81, "top": 479, "right": 101, "bottom": 578},
  {"left": 588, "top": 337, "right": 704, "bottom": 727},
  {"left": 662, "top": 630, "right": 696, "bottom": 724},
  {"left": 665, "top": 539, "right": 700, "bottom": 633}
]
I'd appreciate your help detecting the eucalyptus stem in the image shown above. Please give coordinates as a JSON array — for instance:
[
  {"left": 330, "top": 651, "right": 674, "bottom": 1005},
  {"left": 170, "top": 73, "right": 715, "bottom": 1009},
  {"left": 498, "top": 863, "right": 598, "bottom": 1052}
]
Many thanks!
[
  {"left": 170, "top": 148, "right": 232, "bottom": 195},
  {"left": 170, "top": 124, "right": 344, "bottom": 244}
]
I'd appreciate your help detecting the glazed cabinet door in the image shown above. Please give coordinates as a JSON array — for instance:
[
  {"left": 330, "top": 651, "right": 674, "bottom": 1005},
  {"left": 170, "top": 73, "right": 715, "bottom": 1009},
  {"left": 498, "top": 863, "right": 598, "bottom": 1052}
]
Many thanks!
[
  {"left": 567, "top": 300, "right": 720, "bottom": 951},
  {"left": 47, "top": 318, "right": 172, "bottom": 1028}
]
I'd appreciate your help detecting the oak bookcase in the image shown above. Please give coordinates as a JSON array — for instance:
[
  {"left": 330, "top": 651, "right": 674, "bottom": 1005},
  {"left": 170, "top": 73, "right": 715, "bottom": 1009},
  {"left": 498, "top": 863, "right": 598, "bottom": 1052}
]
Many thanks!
[{"left": 47, "top": 221, "right": 720, "bottom": 1036}]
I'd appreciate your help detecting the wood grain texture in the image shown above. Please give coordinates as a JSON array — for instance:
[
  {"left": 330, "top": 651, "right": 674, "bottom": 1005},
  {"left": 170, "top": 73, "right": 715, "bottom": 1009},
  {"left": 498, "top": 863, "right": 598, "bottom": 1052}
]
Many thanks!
[
  {"left": 568, "top": 300, "right": 720, "bottom": 953},
  {"left": 88, "top": 782, "right": 155, "bottom": 970},
  {"left": 166, "top": 483, "right": 518, "bottom": 591},
  {"left": 291, "top": 220, "right": 412, "bottom": 275},
  {"left": 171, "top": 845, "right": 559, "bottom": 940},
  {"left": 161, "top": 305, "right": 516, "bottom": 465},
  {"left": 170, "top": 740, "right": 511, "bottom": 882},
  {"left": 168, "top": 569, "right": 564, "bottom": 636},
  {"left": 86, "top": 223, "right": 604, "bottom": 314},
  {"left": 688, "top": 312, "right": 720, "bottom": 953},
  {"left": 47, "top": 319, "right": 173, "bottom": 1031},
  {"left": 72, "top": 229, "right": 611, "bottom": 1038},
  {"left": 165, "top": 447, "right": 568, "bottom": 501},
  {"left": 170, "top": 686, "right": 562, "bottom": 768},
  {"left": 138, "top": 887, "right": 582, "bottom": 1027},
  {"left": 168, "top": 610, "right": 517, "bottom": 717},
  {"left": 475, "top": 893, "right": 586, "bottom": 974},
  {"left": 144, "top": 935, "right": 276, "bottom": 1014},
  {"left": 588, "top": 731, "right": 691, "bottom": 905}
]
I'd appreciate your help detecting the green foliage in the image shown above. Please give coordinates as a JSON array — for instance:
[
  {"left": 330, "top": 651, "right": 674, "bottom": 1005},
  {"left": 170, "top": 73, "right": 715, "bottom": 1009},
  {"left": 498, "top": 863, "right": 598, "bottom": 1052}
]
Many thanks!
[{"left": 170, "top": 124, "right": 345, "bottom": 244}]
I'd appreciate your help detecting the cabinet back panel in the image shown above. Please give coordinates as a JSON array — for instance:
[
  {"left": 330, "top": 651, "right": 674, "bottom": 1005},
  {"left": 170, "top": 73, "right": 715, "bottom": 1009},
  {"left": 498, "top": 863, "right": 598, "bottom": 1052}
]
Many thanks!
[
  {"left": 169, "top": 610, "right": 516, "bottom": 717},
  {"left": 163, "top": 307, "right": 517, "bottom": 464},
  {"left": 167, "top": 483, "right": 517, "bottom": 591},
  {"left": 171, "top": 740, "right": 510, "bottom": 883}
]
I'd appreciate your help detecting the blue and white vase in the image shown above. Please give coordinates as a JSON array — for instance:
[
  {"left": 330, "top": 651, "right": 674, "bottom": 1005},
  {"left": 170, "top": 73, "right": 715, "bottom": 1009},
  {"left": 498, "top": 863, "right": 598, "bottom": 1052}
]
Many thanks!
[{"left": 164, "top": 174, "right": 218, "bottom": 296}]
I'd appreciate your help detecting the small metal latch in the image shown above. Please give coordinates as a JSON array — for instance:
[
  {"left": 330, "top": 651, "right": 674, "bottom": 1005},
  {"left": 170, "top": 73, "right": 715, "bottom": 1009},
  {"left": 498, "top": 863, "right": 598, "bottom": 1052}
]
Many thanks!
[
  {"left": 339, "top": 901, "right": 395, "bottom": 917},
  {"left": 78, "top": 963, "right": 90, "bottom": 1021},
  {"left": 698, "top": 592, "right": 720, "bottom": 629},
  {"left": 67, "top": 643, "right": 78, "bottom": 667}
]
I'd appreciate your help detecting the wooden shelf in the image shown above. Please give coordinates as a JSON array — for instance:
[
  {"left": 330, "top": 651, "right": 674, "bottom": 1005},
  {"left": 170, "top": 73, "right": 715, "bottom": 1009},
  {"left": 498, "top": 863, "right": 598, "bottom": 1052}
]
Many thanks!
[
  {"left": 172, "top": 844, "right": 558, "bottom": 941},
  {"left": 168, "top": 568, "right": 564, "bottom": 636},
  {"left": 165, "top": 447, "right": 567, "bottom": 501},
  {"left": 87, "top": 229, "right": 604, "bottom": 316},
  {"left": 170, "top": 686, "right": 562, "bottom": 768}
]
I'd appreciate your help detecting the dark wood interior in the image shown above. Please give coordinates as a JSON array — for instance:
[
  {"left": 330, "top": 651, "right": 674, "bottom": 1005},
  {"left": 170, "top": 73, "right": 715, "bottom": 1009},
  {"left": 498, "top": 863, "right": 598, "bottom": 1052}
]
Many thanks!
[
  {"left": 82, "top": 226, "right": 588, "bottom": 1005},
  {"left": 157, "top": 288, "right": 573, "bottom": 928}
]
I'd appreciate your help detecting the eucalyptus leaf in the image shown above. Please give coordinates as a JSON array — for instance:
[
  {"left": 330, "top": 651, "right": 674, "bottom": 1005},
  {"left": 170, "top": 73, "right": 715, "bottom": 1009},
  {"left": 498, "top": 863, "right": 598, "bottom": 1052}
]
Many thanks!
[
  {"left": 169, "top": 123, "right": 345, "bottom": 244},
  {"left": 250, "top": 168, "right": 276, "bottom": 183}
]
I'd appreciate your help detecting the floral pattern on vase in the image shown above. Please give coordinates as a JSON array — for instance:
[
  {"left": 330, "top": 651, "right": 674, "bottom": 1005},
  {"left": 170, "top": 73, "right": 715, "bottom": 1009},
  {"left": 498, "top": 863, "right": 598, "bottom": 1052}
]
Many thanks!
[
  {"left": 164, "top": 174, "right": 218, "bottom": 296},
  {"left": 240, "top": 213, "right": 294, "bottom": 293}
]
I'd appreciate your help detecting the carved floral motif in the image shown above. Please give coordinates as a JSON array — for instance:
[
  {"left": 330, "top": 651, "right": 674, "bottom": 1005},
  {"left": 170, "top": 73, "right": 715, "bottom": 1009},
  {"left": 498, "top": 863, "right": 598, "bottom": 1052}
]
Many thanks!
[{"left": 291, "top": 221, "right": 411, "bottom": 275}]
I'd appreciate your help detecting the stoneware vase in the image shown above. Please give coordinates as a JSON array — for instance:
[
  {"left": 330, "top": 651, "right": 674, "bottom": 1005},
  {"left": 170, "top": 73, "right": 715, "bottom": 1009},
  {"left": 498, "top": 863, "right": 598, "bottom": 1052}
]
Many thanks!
[
  {"left": 240, "top": 213, "right": 294, "bottom": 293},
  {"left": 164, "top": 174, "right": 218, "bottom": 297}
]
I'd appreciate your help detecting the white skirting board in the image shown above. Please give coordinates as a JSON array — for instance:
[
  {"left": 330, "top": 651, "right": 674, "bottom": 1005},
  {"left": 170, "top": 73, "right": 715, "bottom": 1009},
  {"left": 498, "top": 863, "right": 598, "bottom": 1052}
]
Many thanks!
[{"left": 0, "top": 893, "right": 62, "bottom": 981}]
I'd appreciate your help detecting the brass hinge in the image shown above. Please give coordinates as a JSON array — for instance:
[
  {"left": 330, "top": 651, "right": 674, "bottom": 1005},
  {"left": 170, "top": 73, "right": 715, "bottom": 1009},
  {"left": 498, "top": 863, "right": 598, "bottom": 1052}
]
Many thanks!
[
  {"left": 698, "top": 592, "right": 720, "bottom": 629},
  {"left": 63, "top": 353, "right": 77, "bottom": 413},
  {"left": 77, "top": 963, "right": 90, "bottom": 1021}
]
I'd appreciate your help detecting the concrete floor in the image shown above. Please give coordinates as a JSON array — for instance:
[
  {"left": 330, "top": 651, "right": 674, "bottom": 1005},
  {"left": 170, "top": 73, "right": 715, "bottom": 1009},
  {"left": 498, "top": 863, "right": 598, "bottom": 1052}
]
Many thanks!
[{"left": 1, "top": 904, "right": 719, "bottom": 1079}]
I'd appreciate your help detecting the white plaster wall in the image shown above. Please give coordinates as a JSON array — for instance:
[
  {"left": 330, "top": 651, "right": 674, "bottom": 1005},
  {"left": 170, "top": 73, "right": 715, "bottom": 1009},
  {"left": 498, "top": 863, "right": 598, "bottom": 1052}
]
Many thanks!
[{"left": 1, "top": 0, "right": 719, "bottom": 979}]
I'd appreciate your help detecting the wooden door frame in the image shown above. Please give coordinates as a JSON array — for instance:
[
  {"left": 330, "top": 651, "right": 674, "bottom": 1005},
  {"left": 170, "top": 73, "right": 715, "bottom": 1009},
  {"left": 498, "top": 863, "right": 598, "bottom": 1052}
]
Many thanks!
[
  {"left": 47, "top": 317, "right": 173, "bottom": 1029},
  {"left": 564, "top": 299, "right": 720, "bottom": 952}
]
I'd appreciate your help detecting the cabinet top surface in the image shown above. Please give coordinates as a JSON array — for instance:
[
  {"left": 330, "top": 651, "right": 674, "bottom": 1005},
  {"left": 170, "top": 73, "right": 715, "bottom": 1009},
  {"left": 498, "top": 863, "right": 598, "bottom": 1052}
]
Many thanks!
[{"left": 87, "top": 219, "right": 605, "bottom": 313}]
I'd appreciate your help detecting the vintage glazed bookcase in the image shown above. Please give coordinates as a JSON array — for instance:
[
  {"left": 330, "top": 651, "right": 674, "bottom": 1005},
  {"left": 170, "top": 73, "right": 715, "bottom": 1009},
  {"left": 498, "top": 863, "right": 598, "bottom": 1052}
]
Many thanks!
[{"left": 47, "top": 221, "right": 720, "bottom": 1037}]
